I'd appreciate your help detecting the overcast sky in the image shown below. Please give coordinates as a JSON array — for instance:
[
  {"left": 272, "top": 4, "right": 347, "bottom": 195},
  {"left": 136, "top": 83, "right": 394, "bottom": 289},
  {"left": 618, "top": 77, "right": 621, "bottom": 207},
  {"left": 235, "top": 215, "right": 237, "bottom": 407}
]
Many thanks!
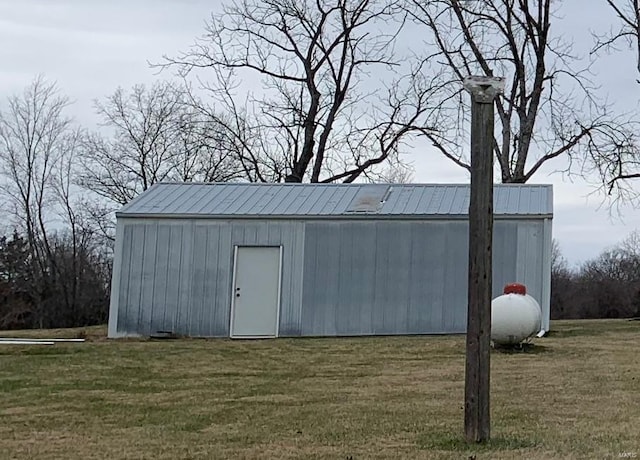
[{"left": 1, "top": 0, "right": 640, "bottom": 266}]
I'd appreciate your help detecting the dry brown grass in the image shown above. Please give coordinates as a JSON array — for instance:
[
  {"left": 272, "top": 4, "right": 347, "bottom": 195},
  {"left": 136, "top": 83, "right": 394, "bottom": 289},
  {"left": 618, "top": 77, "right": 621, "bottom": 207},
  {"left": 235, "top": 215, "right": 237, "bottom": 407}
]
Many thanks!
[{"left": 0, "top": 320, "right": 638, "bottom": 459}]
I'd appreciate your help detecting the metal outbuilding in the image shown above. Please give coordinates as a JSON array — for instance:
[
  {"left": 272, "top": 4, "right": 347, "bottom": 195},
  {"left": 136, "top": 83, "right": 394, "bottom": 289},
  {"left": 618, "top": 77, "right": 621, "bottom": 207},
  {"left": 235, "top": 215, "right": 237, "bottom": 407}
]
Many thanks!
[{"left": 107, "top": 182, "right": 553, "bottom": 338}]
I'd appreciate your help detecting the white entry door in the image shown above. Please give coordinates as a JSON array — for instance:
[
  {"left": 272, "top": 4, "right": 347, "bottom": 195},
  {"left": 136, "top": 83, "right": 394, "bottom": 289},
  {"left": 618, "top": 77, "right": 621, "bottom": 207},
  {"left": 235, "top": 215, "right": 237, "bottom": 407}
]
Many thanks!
[{"left": 231, "top": 246, "right": 281, "bottom": 338}]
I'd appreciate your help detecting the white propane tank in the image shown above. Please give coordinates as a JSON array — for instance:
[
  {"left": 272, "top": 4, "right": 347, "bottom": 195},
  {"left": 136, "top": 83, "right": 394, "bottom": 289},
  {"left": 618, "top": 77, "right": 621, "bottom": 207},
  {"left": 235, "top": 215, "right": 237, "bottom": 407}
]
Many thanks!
[{"left": 491, "top": 283, "right": 542, "bottom": 345}]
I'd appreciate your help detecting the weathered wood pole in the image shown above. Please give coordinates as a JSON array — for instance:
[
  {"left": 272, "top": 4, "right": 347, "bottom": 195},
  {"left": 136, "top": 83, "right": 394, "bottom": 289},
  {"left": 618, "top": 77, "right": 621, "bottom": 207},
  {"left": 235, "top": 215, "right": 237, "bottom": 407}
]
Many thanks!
[{"left": 462, "top": 76, "right": 504, "bottom": 443}]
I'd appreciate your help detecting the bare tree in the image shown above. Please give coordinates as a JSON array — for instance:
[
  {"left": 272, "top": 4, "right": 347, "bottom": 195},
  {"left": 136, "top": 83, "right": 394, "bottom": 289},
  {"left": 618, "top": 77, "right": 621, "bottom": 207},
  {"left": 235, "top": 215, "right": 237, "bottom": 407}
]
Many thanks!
[
  {"left": 594, "top": 0, "right": 640, "bottom": 76},
  {"left": 551, "top": 239, "right": 568, "bottom": 277},
  {"left": 162, "top": 0, "right": 428, "bottom": 183},
  {"left": 0, "top": 77, "right": 111, "bottom": 329},
  {"left": 81, "top": 81, "right": 242, "bottom": 206},
  {"left": 587, "top": 0, "right": 640, "bottom": 200},
  {"left": 550, "top": 239, "right": 575, "bottom": 318},
  {"left": 52, "top": 128, "right": 106, "bottom": 321},
  {"left": 0, "top": 77, "right": 71, "bottom": 326},
  {"left": 404, "top": 0, "right": 634, "bottom": 184},
  {"left": 579, "top": 248, "right": 640, "bottom": 318}
]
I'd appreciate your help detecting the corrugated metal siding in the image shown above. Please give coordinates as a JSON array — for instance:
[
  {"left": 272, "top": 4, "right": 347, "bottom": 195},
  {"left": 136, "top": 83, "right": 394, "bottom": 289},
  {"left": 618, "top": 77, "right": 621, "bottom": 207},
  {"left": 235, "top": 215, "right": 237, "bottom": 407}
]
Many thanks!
[
  {"left": 300, "top": 220, "right": 545, "bottom": 336},
  {"left": 118, "top": 183, "right": 553, "bottom": 217},
  {"left": 494, "top": 220, "right": 545, "bottom": 305},
  {"left": 492, "top": 222, "right": 518, "bottom": 297},
  {"left": 541, "top": 218, "right": 553, "bottom": 331},
  {"left": 110, "top": 215, "right": 549, "bottom": 337},
  {"left": 112, "top": 219, "right": 305, "bottom": 337},
  {"left": 515, "top": 222, "right": 544, "bottom": 303},
  {"left": 302, "top": 222, "right": 467, "bottom": 335}
]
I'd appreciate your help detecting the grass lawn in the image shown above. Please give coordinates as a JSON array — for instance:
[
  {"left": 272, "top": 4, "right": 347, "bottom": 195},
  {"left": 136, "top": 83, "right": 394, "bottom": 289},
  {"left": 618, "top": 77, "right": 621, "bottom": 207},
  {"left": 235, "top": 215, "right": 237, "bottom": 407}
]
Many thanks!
[{"left": 0, "top": 320, "right": 638, "bottom": 459}]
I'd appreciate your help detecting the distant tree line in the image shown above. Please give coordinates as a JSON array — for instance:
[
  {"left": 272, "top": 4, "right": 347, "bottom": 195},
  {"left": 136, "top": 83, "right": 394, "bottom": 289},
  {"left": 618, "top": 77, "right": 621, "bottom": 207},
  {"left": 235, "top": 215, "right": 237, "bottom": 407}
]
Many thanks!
[
  {"left": 0, "top": 79, "right": 113, "bottom": 330},
  {"left": 551, "top": 232, "right": 640, "bottom": 320},
  {"left": 0, "top": 232, "right": 110, "bottom": 330},
  {"left": 2, "top": 0, "right": 640, "bottom": 329}
]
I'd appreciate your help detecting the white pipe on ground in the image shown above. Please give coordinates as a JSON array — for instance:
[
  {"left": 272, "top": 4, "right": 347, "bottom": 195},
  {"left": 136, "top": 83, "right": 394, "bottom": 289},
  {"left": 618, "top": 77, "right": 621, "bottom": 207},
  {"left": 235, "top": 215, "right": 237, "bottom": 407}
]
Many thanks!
[{"left": 0, "top": 338, "right": 85, "bottom": 342}]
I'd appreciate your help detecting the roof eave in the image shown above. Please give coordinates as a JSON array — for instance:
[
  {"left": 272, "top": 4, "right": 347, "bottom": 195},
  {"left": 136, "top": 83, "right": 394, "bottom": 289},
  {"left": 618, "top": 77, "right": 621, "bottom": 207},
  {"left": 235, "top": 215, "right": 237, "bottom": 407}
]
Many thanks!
[{"left": 115, "top": 212, "right": 553, "bottom": 220}]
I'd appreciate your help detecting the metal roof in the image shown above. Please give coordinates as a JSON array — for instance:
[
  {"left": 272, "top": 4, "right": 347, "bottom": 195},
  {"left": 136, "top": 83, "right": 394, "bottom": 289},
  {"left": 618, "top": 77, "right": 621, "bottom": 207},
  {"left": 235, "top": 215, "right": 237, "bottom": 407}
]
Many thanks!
[{"left": 117, "top": 182, "right": 553, "bottom": 219}]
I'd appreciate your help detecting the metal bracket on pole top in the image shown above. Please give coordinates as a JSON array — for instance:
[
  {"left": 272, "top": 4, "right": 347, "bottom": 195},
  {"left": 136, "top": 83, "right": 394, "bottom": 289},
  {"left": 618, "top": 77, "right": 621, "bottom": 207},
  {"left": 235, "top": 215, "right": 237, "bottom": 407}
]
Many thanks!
[{"left": 463, "top": 76, "right": 505, "bottom": 103}]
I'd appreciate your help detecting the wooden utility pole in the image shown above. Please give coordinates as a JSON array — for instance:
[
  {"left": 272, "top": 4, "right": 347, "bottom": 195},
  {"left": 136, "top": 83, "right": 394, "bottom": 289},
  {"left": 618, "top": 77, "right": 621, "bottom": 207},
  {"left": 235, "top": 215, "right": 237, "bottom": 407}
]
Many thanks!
[{"left": 463, "top": 76, "right": 504, "bottom": 443}]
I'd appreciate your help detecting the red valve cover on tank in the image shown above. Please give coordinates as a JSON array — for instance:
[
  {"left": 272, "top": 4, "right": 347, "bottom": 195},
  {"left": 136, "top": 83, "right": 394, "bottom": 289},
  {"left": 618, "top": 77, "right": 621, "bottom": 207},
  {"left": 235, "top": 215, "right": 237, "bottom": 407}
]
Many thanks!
[{"left": 503, "top": 283, "right": 526, "bottom": 295}]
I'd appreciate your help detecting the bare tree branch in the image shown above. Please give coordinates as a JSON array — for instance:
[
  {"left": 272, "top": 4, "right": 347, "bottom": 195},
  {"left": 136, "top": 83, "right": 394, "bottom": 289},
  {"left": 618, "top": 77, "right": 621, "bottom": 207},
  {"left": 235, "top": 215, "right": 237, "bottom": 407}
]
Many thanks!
[
  {"left": 79, "top": 81, "right": 243, "bottom": 206},
  {"left": 159, "top": 0, "right": 410, "bottom": 183},
  {"left": 593, "top": 0, "right": 640, "bottom": 75},
  {"left": 0, "top": 76, "right": 110, "bottom": 328},
  {"left": 405, "top": 0, "right": 630, "bottom": 186}
]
